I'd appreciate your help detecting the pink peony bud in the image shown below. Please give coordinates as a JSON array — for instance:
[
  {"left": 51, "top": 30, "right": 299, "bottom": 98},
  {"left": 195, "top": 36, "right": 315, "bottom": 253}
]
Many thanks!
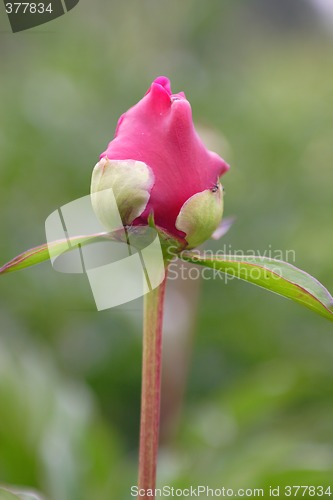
[{"left": 91, "top": 76, "right": 229, "bottom": 249}]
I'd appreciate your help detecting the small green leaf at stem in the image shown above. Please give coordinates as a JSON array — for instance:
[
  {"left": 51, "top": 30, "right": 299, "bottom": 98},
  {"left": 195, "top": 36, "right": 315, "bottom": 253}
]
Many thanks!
[{"left": 180, "top": 252, "right": 333, "bottom": 322}]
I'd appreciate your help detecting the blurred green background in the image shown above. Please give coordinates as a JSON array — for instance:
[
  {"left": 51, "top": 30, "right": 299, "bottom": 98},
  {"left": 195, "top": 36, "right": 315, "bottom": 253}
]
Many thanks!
[{"left": 1, "top": 0, "right": 333, "bottom": 498}]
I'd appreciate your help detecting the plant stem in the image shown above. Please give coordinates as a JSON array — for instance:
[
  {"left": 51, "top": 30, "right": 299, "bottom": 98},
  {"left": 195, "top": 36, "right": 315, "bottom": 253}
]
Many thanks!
[{"left": 138, "top": 273, "right": 168, "bottom": 499}]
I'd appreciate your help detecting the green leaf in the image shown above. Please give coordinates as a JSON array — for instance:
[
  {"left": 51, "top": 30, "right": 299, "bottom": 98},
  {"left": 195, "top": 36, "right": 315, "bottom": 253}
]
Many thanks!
[
  {"left": 0, "top": 233, "right": 108, "bottom": 275},
  {"left": 180, "top": 252, "right": 333, "bottom": 322},
  {"left": 0, "top": 225, "right": 164, "bottom": 276}
]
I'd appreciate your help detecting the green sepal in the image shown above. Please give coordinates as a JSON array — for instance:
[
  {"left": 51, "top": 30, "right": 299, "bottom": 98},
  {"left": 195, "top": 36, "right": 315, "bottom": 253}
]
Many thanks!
[{"left": 176, "top": 185, "right": 223, "bottom": 249}]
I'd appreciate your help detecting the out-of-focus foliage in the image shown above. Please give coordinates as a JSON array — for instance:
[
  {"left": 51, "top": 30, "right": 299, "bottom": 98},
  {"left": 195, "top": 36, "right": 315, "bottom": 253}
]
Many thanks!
[
  {"left": 0, "top": 0, "right": 333, "bottom": 498},
  {"left": 0, "top": 335, "right": 129, "bottom": 500},
  {"left": 0, "top": 487, "right": 44, "bottom": 499}
]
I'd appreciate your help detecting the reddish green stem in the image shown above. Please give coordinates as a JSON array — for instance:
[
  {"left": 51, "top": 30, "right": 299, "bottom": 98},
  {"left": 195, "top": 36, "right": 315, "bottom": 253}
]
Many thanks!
[{"left": 138, "top": 273, "right": 168, "bottom": 499}]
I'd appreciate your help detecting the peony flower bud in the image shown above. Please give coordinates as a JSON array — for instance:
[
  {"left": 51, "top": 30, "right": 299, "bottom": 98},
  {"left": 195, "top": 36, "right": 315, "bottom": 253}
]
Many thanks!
[{"left": 91, "top": 76, "right": 229, "bottom": 249}]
